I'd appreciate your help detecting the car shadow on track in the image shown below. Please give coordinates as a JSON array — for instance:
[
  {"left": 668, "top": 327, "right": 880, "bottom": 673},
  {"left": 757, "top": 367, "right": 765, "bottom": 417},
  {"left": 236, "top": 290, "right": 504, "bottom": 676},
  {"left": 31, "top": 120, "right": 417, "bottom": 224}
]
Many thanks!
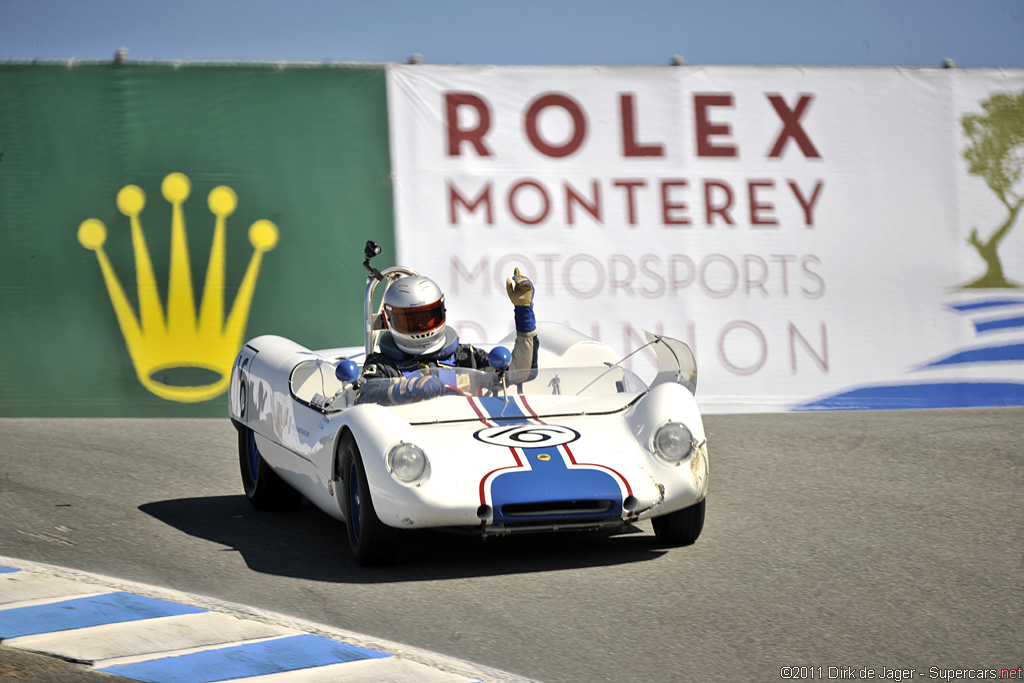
[{"left": 139, "top": 495, "right": 670, "bottom": 583}]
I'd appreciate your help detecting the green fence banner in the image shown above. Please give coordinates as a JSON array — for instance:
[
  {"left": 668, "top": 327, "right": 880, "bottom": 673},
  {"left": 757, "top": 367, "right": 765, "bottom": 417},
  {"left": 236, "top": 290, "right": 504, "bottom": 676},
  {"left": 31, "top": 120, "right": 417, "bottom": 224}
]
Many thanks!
[{"left": 0, "top": 63, "right": 394, "bottom": 416}]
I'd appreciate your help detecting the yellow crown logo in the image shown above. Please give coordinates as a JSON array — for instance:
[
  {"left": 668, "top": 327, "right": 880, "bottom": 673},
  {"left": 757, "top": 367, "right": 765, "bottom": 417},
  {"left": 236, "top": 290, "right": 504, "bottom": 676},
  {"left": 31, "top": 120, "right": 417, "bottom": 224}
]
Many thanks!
[{"left": 78, "top": 172, "right": 278, "bottom": 403}]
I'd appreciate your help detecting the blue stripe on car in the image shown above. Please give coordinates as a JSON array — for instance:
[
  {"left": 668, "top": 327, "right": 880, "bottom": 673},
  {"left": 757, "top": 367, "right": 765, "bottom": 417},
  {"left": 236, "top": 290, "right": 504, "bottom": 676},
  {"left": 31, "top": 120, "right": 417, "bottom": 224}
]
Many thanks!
[
  {"left": 476, "top": 396, "right": 531, "bottom": 423},
  {"left": 478, "top": 397, "right": 623, "bottom": 523}
]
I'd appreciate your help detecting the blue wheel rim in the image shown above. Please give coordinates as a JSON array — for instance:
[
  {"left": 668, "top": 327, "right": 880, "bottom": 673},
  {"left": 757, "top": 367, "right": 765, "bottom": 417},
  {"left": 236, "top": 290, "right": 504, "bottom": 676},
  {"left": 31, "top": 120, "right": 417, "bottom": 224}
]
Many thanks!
[
  {"left": 246, "top": 430, "right": 259, "bottom": 482},
  {"left": 348, "top": 462, "right": 361, "bottom": 541}
]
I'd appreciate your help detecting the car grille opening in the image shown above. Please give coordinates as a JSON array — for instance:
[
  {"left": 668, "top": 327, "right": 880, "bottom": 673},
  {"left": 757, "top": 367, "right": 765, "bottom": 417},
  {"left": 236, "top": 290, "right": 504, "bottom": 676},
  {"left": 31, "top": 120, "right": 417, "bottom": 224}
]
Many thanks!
[{"left": 500, "top": 499, "right": 613, "bottom": 517}]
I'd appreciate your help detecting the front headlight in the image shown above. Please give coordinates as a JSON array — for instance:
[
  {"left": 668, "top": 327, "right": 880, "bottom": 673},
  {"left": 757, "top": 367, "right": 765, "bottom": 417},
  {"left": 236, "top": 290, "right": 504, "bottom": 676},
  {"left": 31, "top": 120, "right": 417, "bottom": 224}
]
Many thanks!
[
  {"left": 387, "top": 442, "right": 429, "bottom": 483},
  {"left": 652, "top": 421, "right": 694, "bottom": 465}
]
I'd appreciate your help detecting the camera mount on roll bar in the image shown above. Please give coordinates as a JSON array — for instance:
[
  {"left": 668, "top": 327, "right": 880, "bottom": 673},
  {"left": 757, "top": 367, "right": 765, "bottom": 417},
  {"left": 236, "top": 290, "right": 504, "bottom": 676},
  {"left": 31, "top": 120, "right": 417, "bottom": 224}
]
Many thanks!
[
  {"left": 363, "top": 240, "right": 384, "bottom": 282},
  {"left": 360, "top": 240, "right": 419, "bottom": 357}
]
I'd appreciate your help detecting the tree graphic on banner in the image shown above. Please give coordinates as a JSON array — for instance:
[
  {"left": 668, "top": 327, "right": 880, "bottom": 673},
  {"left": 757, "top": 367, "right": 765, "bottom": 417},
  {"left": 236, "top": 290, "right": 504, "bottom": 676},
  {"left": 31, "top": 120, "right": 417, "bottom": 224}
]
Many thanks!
[{"left": 961, "top": 90, "right": 1024, "bottom": 289}]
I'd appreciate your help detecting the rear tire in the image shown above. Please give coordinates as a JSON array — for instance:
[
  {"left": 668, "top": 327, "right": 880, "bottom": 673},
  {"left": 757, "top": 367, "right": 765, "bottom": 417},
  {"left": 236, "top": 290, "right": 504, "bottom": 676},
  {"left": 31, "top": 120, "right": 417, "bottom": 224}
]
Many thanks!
[
  {"left": 339, "top": 435, "right": 401, "bottom": 566},
  {"left": 652, "top": 498, "right": 705, "bottom": 546},
  {"left": 238, "top": 426, "right": 303, "bottom": 511}
]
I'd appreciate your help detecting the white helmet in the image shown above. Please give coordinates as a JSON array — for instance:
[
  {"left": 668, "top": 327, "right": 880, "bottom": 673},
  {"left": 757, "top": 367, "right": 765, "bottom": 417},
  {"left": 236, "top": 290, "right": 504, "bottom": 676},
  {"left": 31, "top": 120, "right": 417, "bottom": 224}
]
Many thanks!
[{"left": 383, "top": 275, "right": 447, "bottom": 355}]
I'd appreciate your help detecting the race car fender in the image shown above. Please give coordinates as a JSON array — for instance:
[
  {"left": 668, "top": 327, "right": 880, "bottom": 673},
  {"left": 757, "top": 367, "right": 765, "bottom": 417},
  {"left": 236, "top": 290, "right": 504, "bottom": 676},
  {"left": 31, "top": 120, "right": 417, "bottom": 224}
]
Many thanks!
[
  {"left": 333, "top": 404, "right": 470, "bottom": 528},
  {"left": 625, "top": 381, "right": 708, "bottom": 515}
]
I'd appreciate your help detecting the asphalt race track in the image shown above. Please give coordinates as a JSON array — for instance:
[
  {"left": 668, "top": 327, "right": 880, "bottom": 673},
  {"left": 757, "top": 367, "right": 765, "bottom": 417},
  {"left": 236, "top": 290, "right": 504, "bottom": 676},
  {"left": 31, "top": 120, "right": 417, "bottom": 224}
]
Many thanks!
[{"left": 0, "top": 409, "right": 1021, "bottom": 682}]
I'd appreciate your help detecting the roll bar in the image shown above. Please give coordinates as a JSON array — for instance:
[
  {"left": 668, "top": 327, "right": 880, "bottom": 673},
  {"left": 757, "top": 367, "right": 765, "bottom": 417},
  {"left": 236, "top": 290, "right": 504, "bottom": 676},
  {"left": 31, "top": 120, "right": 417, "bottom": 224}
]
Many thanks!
[{"left": 362, "top": 241, "right": 417, "bottom": 357}]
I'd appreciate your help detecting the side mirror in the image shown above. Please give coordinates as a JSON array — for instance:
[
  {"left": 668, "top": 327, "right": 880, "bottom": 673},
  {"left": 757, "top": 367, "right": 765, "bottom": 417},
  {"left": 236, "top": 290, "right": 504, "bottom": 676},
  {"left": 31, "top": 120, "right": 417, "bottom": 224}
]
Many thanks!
[
  {"left": 488, "top": 346, "right": 511, "bottom": 370},
  {"left": 336, "top": 359, "right": 359, "bottom": 383}
]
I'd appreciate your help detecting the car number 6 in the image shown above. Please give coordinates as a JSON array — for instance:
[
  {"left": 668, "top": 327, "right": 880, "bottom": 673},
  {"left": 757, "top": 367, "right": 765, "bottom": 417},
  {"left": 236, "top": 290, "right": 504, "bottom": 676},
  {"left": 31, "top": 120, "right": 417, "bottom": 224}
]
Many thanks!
[{"left": 473, "top": 424, "right": 580, "bottom": 448}]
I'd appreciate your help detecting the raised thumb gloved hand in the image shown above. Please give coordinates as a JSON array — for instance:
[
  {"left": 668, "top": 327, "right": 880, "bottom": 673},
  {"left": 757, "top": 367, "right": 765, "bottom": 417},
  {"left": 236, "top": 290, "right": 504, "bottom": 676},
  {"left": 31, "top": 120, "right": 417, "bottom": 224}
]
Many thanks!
[
  {"left": 505, "top": 267, "right": 536, "bottom": 333},
  {"left": 389, "top": 374, "right": 444, "bottom": 404},
  {"left": 505, "top": 267, "right": 533, "bottom": 306}
]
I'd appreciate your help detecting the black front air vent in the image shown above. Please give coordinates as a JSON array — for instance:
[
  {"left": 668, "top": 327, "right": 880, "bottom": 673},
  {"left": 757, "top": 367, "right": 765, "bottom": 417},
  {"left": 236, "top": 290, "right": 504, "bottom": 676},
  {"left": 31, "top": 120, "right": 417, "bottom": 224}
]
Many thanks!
[{"left": 501, "top": 500, "right": 613, "bottom": 517}]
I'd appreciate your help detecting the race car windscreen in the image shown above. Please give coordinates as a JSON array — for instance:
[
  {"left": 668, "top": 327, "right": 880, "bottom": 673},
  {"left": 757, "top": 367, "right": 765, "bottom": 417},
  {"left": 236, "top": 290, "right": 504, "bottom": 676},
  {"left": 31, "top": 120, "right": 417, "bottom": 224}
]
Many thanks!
[
  {"left": 350, "top": 366, "right": 648, "bottom": 408},
  {"left": 506, "top": 366, "right": 648, "bottom": 396}
]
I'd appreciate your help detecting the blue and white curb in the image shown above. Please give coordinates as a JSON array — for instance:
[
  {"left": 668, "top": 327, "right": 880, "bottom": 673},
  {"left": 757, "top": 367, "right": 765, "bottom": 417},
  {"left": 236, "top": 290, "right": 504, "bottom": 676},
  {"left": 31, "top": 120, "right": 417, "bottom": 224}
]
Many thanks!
[{"left": 0, "top": 557, "right": 536, "bottom": 683}]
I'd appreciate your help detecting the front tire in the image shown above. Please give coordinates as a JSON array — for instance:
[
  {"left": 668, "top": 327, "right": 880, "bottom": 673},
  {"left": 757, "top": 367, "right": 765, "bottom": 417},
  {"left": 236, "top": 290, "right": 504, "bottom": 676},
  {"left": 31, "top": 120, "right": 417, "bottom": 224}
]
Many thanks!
[
  {"left": 652, "top": 499, "right": 705, "bottom": 546},
  {"left": 238, "top": 426, "right": 303, "bottom": 511},
  {"left": 339, "top": 435, "right": 400, "bottom": 566}
]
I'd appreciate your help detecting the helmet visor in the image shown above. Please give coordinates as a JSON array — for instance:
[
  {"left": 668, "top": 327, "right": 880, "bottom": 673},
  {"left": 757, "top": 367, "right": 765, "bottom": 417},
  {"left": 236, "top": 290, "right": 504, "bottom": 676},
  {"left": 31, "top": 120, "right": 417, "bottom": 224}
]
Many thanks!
[{"left": 386, "top": 299, "right": 446, "bottom": 335}]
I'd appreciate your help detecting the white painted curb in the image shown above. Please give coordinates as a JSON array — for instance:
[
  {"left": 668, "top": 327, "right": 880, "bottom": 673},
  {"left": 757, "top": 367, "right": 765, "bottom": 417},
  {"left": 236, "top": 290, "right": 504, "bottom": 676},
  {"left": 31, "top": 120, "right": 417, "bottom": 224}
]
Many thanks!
[{"left": 0, "top": 556, "right": 539, "bottom": 683}]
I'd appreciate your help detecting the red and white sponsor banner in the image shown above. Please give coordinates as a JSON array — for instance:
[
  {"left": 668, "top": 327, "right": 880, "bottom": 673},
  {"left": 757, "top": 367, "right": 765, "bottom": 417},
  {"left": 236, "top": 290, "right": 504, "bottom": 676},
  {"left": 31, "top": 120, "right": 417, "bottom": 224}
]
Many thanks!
[{"left": 386, "top": 65, "right": 1024, "bottom": 412}]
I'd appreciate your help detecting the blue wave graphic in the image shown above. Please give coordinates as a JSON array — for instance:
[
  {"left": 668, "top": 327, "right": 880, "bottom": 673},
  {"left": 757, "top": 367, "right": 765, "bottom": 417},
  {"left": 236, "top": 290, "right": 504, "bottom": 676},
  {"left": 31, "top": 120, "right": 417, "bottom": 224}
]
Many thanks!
[
  {"left": 794, "top": 294, "right": 1024, "bottom": 411},
  {"left": 974, "top": 315, "right": 1024, "bottom": 334},
  {"left": 920, "top": 297, "right": 1024, "bottom": 367},
  {"left": 948, "top": 297, "right": 1024, "bottom": 312},
  {"left": 923, "top": 342, "right": 1024, "bottom": 367},
  {"left": 796, "top": 382, "right": 1024, "bottom": 411}
]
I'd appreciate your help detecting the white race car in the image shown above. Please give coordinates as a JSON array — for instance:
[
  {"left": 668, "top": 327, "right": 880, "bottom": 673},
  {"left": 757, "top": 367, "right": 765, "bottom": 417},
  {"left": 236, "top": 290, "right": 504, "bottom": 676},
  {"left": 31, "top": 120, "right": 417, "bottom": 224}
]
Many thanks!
[{"left": 229, "top": 243, "right": 708, "bottom": 565}]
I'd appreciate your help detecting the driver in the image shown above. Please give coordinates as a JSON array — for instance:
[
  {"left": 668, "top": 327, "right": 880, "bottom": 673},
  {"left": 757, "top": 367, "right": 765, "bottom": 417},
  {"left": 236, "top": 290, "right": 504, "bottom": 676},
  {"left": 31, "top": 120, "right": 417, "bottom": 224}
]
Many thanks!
[{"left": 359, "top": 268, "right": 539, "bottom": 404}]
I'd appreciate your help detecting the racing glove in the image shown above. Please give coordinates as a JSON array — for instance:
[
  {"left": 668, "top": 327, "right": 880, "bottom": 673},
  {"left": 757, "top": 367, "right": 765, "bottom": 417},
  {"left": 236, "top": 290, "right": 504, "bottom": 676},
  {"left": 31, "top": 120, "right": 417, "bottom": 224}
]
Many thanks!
[
  {"left": 388, "top": 375, "right": 444, "bottom": 404},
  {"left": 505, "top": 267, "right": 536, "bottom": 333}
]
